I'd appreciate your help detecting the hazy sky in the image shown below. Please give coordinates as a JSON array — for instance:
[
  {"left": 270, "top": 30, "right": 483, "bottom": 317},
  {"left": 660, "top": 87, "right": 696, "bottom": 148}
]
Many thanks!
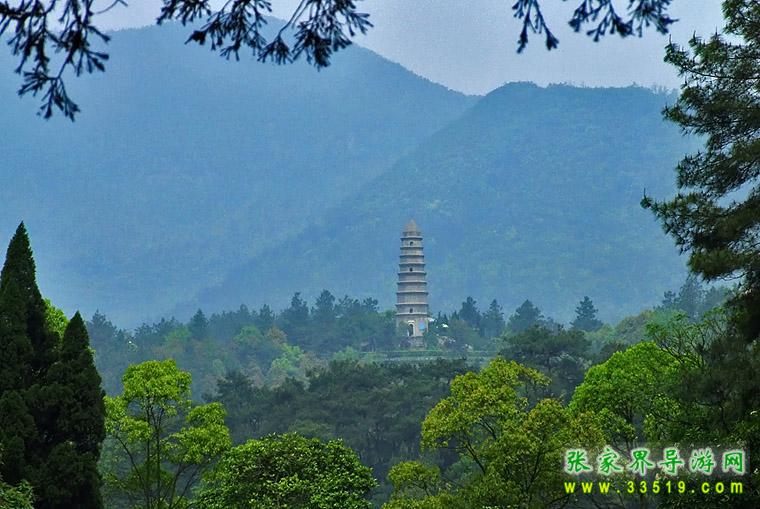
[{"left": 99, "top": 0, "right": 724, "bottom": 94}]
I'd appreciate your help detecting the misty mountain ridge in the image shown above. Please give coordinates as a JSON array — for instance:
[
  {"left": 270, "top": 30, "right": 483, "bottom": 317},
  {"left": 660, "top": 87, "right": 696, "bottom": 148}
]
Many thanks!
[
  {"left": 0, "top": 22, "right": 475, "bottom": 325},
  {"left": 0, "top": 23, "right": 693, "bottom": 326},
  {"left": 192, "top": 82, "right": 695, "bottom": 323}
]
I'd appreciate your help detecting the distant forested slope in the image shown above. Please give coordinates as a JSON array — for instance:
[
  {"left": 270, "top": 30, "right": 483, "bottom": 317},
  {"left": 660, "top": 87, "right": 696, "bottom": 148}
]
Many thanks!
[
  {"left": 0, "top": 23, "right": 474, "bottom": 325},
  {"left": 197, "top": 83, "right": 695, "bottom": 322}
]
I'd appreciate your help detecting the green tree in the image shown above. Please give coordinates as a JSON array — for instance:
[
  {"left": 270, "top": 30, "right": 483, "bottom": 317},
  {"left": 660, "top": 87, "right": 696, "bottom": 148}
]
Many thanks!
[
  {"left": 645, "top": 310, "right": 760, "bottom": 505},
  {"left": 311, "top": 290, "right": 338, "bottom": 349},
  {"left": 197, "top": 432, "right": 376, "bottom": 509},
  {"left": 0, "top": 224, "right": 40, "bottom": 486},
  {"left": 641, "top": 2, "right": 760, "bottom": 500},
  {"left": 659, "top": 276, "right": 728, "bottom": 320},
  {"left": 0, "top": 225, "right": 63, "bottom": 490},
  {"left": 480, "top": 299, "right": 506, "bottom": 339},
  {"left": 312, "top": 290, "right": 337, "bottom": 326},
  {"left": 44, "top": 299, "right": 69, "bottom": 340},
  {"left": 402, "top": 358, "right": 603, "bottom": 508},
  {"left": 506, "top": 299, "right": 544, "bottom": 333},
  {"left": 674, "top": 275, "right": 704, "bottom": 320},
  {"left": 278, "top": 292, "right": 310, "bottom": 345},
  {"left": 233, "top": 324, "right": 282, "bottom": 370},
  {"left": 0, "top": 224, "right": 107, "bottom": 508},
  {"left": 570, "top": 296, "right": 603, "bottom": 332},
  {"left": 267, "top": 344, "right": 308, "bottom": 385},
  {"left": 0, "top": 223, "right": 59, "bottom": 389},
  {"left": 446, "top": 318, "right": 481, "bottom": 351},
  {"left": 102, "top": 359, "right": 231, "bottom": 508},
  {"left": 570, "top": 341, "right": 679, "bottom": 453},
  {"left": 500, "top": 326, "right": 591, "bottom": 400},
  {"left": 384, "top": 462, "right": 460, "bottom": 509},
  {"left": 642, "top": 0, "right": 760, "bottom": 338},
  {"left": 457, "top": 297, "right": 481, "bottom": 333},
  {"left": 31, "top": 313, "right": 106, "bottom": 508},
  {"left": 255, "top": 304, "right": 275, "bottom": 332},
  {"left": 0, "top": 467, "right": 33, "bottom": 509},
  {"left": 187, "top": 309, "right": 208, "bottom": 340}
]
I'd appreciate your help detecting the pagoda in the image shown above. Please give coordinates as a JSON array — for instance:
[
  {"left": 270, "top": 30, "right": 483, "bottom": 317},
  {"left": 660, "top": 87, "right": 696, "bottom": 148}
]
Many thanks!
[{"left": 396, "top": 219, "right": 430, "bottom": 337}]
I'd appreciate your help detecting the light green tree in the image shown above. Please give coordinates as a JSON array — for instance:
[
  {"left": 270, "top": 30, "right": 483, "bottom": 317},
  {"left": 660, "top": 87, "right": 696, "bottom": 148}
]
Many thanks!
[
  {"left": 387, "top": 358, "right": 604, "bottom": 508},
  {"left": 102, "top": 360, "right": 230, "bottom": 508},
  {"left": 43, "top": 298, "right": 69, "bottom": 340},
  {"left": 384, "top": 462, "right": 462, "bottom": 509},
  {"left": 570, "top": 341, "right": 680, "bottom": 453},
  {"left": 197, "top": 432, "right": 376, "bottom": 509},
  {"left": 0, "top": 478, "right": 33, "bottom": 509}
]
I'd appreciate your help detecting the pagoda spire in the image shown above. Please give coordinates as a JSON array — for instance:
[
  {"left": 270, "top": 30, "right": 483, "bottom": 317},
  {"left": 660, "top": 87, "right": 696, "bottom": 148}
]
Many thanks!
[{"left": 396, "top": 219, "right": 430, "bottom": 338}]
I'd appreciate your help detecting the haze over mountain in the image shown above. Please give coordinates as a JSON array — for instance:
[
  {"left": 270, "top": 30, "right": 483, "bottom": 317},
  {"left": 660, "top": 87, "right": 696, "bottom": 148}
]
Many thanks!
[
  {"left": 97, "top": 0, "right": 724, "bottom": 95},
  {"left": 194, "top": 83, "right": 695, "bottom": 323},
  {"left": 1, "top": 22, "right": 697, "bottom": 326},
  {"left": 0, "top": 23, "right": 475, "bottom": 325}
]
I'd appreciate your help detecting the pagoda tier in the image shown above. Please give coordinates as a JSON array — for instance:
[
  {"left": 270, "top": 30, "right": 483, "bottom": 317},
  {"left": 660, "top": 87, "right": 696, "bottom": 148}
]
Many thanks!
[{"left": 395, "top": 219, "right": 430, "bottom": 338}]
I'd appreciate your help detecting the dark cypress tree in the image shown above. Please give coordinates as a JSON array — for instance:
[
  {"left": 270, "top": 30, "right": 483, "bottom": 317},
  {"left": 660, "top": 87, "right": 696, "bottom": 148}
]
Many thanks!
[
  {"left": 0, "top": 223, "right": 57, "bottom": 383},
  {"left": 34, "top": 313, "right": 105, "bottom": 509},
  {"left": 570, "top": 296, "right": 603, "bottom": 332},
  {"left": 0, "top": 224, "right": 105, "bottom": 508},
  {"left": 0, "top": 223, "right": 49, "bottom": 485}
]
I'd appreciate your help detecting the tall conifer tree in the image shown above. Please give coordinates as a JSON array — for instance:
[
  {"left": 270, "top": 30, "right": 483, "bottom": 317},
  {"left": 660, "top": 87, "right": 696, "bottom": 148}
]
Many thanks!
[
  {"left": 570, "top": 296, "right": 603, "bottom": 332},
  {"left": 0, "top": 223, "right": 46, "bottom": 485},
  {"left": 0, "top": 224, "right": 105, "bottom": 508},
  {"left": 33, "top": 313, "right": 105, "bottom": 508}
]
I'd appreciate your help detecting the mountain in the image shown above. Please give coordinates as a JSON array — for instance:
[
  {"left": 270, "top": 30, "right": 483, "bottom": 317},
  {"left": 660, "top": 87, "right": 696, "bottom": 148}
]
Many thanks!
[
  {"left": 195, "top": 83, "right": 695, "bottom": 323},
  {"left": 0, "top": 23, "right": 475, "bottom": 325}
]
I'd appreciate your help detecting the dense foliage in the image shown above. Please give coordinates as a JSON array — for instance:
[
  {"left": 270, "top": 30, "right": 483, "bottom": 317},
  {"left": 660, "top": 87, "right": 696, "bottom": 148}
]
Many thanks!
[
  {"left": 101, "top": 360, "right": 231, "bottom": 508},
  {"left": 88, "top": 291, "right": 400, "bottom": 397},
  {"left": 0, "top": 224, "right": 106, "bottom": 509},
  {"left": 3, "top": 3, "right": 759, "bottom": 508},
  {"left": 211, "top": 360, "right": 470, "bottom": 504},
  {"left": 642, "top": 0, "right": 760, "bottom": 502},
  {"left": 385, "top": 358, "right": 605, "bottom": 508},
  {"left": 198, "top": 433, "right": 376, "bottom": 509}
]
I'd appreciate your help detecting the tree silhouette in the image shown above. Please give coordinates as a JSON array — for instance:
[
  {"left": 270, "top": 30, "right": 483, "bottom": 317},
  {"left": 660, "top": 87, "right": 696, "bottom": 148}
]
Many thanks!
[{"left": 570, "top": 296, "right": 603, "bottom": 332}]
